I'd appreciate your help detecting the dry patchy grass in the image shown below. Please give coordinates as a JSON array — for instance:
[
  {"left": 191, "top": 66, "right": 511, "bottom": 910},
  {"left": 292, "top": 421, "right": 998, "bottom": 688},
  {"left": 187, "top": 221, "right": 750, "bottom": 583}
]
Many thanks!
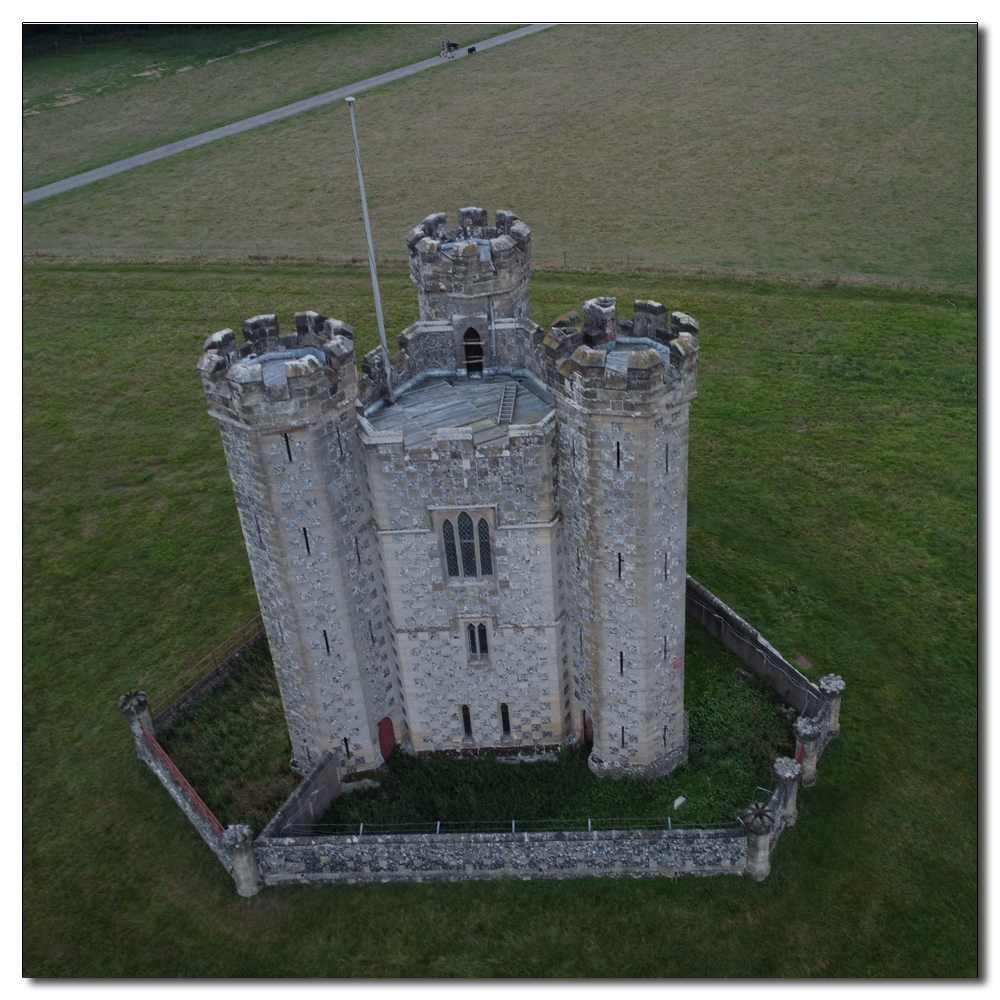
[
  {"left": 22, "top": 24, "right": 514, "bottom": 189},
  {"left": 23, "top": 25, "right": 977, "bottom": 290}
]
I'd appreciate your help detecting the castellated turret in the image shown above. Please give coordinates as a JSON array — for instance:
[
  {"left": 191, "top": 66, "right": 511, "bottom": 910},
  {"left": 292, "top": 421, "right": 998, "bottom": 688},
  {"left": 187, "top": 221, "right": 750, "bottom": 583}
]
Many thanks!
[
  {"left": 544, "top": 297, "right": 699, "bottom": 778},
  {"left": 198, "top": 311, "right": 404, "bottom": 776},
  {"left": 199, "top": 208, "right": 700, "bottom": 781},
  {"left": 405, "top": 207, "right": 532, "bottom": 348}
]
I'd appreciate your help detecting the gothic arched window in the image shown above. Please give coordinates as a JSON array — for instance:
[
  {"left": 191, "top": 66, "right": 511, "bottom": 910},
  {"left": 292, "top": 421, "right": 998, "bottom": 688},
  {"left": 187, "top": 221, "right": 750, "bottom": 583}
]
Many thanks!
[
  {"left": 436, "top": 509, "right": 494, "bottom": 581},
  {"left": 466, "top": 620, "right": 491, "bottom": 663},
  {"left": 442, "top": 519, "right": 460, "bottom": 577},
  {"left": 458, "top": 512, "right": 478, "bottom": 576},
  {"left": 477, "top": 518, "right": 493, "bottom": 576}
]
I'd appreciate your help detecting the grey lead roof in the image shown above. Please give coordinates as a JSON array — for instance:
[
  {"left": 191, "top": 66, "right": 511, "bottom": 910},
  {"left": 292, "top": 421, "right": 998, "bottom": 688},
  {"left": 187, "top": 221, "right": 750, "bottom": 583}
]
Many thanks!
[{"left": 367, "top": 375, "right": 553, "bottom": 449}]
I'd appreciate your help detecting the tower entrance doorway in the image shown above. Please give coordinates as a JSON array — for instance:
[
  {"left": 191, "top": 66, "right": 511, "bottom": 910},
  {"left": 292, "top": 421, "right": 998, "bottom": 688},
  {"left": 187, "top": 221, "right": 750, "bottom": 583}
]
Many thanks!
[{"left": 377, "top": 717, "right": 397, "bottom": 762}]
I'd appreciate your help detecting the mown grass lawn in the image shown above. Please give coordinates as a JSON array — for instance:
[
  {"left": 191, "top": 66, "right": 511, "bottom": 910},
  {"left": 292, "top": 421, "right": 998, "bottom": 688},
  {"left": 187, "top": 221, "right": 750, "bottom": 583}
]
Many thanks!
[
  {"left": 22, "top": 262, "right": 976, "bottom": 976},
  {"left": 22, "top": 24, "right": 515, "bottom": 190}
]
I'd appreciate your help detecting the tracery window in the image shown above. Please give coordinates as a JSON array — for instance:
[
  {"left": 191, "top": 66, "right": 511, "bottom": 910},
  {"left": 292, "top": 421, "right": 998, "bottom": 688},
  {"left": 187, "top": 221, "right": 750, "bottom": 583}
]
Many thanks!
[
  {"left": 466, "top": 621, "right": 490, "bottom": 661},
  {"left": 441, "top": 512, "right": 493, "bottom": 580}
]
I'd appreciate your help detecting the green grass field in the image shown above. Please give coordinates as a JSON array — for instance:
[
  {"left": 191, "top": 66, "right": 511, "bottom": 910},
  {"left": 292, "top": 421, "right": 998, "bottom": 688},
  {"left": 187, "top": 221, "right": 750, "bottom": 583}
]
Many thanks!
[
  {"left": 22, "top": 262, "right": 977, "bottom": 976},
  {"left": 23, "top": 25, "right": 977, "bottom": 290}
]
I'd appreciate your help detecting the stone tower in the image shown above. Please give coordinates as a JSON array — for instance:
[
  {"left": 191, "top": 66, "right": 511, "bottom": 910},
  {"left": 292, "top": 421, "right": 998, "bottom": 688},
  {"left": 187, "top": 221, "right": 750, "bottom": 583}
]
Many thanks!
[
  {"left": 198, "top": 312, "right": 404, "bottom": 776},
  {"left": 543, "top": 297, "right": 699, "bottom": 777},
  {"left": 403, "top": 207, "right": 532, "bottom": 379},
  {"left": 198, "top": 206, "right": 700, "bottom": 781}
]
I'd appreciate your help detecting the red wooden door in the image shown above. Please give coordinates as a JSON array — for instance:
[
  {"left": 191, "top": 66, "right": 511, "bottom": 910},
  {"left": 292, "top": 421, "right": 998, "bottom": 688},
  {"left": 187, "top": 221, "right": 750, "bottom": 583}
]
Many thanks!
[{"left": 378, "top": 716, "right": 397, "bottom": 762}]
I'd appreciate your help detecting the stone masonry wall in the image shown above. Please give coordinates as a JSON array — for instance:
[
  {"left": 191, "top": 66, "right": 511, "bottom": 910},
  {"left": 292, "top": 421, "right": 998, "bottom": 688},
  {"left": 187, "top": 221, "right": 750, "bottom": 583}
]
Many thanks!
[
  {"left": 122, "top": 588, "right": 844, "bottom": 894},
  {"left": 200, "top": 318, "right": 402, "bottom": 775},
  {"left": 685, "top": 576, "right": 823, "bottom": 718},
  {"left": 547, "top": 298, "right": 699, "bottom": 777},
  {"left": 362, "top": 416, "right": 569, "bottom": 751},
  {"left": 254, "top": 826, "right": 747, "bottom": 886},
  {"left": 407, "top": 208, "right": 532, "bottom": 324}
]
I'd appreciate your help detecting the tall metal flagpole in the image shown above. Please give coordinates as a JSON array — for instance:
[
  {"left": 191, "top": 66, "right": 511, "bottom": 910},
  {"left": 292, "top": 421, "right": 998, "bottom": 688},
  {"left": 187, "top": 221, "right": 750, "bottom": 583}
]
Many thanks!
[{"left": 345, "top": 96, "right": 394, "bottom": 404}]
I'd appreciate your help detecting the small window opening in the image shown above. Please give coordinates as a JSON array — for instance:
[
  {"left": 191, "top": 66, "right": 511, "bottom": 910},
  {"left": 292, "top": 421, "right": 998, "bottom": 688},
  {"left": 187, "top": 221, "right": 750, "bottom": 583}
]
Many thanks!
[
  {"left": 462, "top": 704, "right": 473, "bottom": 737},
  {"left": 255, "top": 514, "right": 263, "bottom": 547},
  {"left": 663, "top": 726, "right": 668, "bottom": 748},
  {"left": 468, "top": 623, "right": 477, "bottom": 656},
  {"left": 665, "top": 443, "right": 669, "bottom": 474},
  {"left": 501, "top": 703, "right": 511, "bottom": 737},
  {"left": 284, "top": 433, "right": 292, "bottom": 462},
  {"left": 464, "top": 329, "right": 484, "bottom": 376},
  {"left": 302, "top": 527, "right": 310, "bottom": 555},
  {"left": 337, "top": 426, "right": 344, "bottom": 458},
  {"left": 355, "top": 536, "right": 362, "bottom": 565},
  {"left": 618, "top": 552, "right": 623, "bottom": 579},
  {"left": 478, "top": 623, "right": 488, "bottom": 656},
  {"left": 663, "top": 635, "right": 667, "bottom": 658},
  {"left": 619, "top": 650, "right": 624, "bottom": 675},
  {"left": 323, "top": 629, "right": 330, "bottom": 654},
  {"left": 343, "top": 737, "right": 351, "bottom": 758},
  {"left": 616, "top": 441, "right": 621, "bottom": 469},
  {"left": 664, "top": 552, "right": 668, "bottom": 580},
  {"left": 621, "top": 726, "right": 626, "bottom": 748}
]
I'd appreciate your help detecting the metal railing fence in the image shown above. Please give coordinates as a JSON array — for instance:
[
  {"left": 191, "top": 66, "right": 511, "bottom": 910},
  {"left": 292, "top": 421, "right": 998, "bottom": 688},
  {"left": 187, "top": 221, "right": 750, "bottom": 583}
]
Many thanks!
[
  {"left": 278, "top": 815, "right": 740, "bottom": 838},
  {"left": 140, "top": 721, "right": 226, "bottom": 839}
]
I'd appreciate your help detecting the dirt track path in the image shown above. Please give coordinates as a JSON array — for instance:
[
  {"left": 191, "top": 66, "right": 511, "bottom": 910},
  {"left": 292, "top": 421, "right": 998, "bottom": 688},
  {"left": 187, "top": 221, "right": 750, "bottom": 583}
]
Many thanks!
[{"left": 22, "top": 24, "right": 556, "bottom": 206}]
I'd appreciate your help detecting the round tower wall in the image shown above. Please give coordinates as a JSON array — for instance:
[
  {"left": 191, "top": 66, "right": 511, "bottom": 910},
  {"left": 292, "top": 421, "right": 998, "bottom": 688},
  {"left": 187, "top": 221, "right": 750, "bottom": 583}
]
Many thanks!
[{"left": 406, "top": 208, "right": 532, "bottom": 323}]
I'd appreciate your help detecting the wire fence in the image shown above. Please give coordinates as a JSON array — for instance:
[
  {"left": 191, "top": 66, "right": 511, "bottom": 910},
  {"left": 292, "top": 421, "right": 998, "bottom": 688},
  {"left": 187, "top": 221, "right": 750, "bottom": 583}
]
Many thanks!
[
  {"left": 149, "top": 613, "right": 265, "bottom": 718},
  {"left": 278, "top": 815, "right": 741, "bottom": 838}
]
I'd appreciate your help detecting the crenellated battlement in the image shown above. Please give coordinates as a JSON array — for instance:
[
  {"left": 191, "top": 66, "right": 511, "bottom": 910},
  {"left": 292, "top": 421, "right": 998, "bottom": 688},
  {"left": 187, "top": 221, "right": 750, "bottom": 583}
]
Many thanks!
[
  {"left": 197, "top": 310, "right": 358, "bottom": 428},
  {"left": 407, "top": 207, "right": 532, "bottom": 323},
  {"left": 543, "top": 297, "right": 699, "bottom": 400}
]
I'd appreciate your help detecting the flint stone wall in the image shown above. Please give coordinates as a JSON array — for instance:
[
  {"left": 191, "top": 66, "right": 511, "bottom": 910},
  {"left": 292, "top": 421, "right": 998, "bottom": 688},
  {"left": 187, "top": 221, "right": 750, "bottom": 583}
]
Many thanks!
[{"left": 253, "top": 826, "right": 746, "bottom": 885}]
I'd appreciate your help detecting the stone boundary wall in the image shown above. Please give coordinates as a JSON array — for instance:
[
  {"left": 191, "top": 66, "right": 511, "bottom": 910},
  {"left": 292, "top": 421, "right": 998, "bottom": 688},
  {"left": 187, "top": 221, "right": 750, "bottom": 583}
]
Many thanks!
[
  {"left": 121, "top": 581, "right": 845, "bottom": 896},
  {"left": 685, "top": 575, "right": 823, "bottom": 717},
  {"left": 261, "top": 748, "right": 342, "bottom": 838},
  {"left": 118, "top": 691, "right": 234, "bottom": 878},
  {"left": 252, "top": 826, "right": 747, "bottom": 887}
]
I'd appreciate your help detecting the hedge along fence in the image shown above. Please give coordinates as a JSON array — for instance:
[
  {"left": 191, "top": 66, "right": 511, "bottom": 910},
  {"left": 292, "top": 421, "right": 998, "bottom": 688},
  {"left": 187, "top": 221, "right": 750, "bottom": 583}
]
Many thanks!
[{"left": 119, "top": 581, "right": 846, "bottom": 896}]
